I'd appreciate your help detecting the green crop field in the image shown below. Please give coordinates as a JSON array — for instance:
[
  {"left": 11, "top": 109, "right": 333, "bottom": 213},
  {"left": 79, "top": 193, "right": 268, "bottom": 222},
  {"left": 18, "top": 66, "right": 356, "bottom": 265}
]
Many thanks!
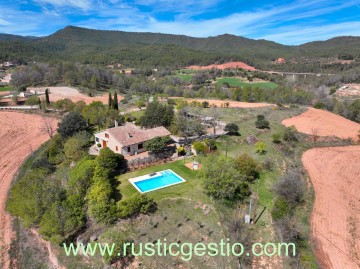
[
  {"left": 0, "top": 85, "right": 11, "bottom": 92},
  {"left": 217, "top": 77, "right": 278, "bottom": 89},
  {"left": 176, "top": 73, "right": 192, "bottom": 81}
]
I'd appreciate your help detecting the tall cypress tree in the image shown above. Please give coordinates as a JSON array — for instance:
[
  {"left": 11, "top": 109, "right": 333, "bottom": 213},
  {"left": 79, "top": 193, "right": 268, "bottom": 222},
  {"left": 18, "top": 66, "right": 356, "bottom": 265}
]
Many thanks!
[
  {"left": 45, "top": 88, "right": 50, "bottom": 104},
  {"left": 108, "top": 92, "right": 113, "bottom": 108},
  {"left": 113, "top": 92, "right": 119, "bottom": 110}
]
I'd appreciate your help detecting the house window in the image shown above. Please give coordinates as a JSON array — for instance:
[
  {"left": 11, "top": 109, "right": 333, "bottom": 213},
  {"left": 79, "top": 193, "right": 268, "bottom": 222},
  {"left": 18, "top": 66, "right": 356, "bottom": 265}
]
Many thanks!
[
  {"left": 95, "top": 137, "right": 99, "bottom": 142},
  {"left": 127, "top": 146, "right": 131, "bottom": 152},
  {"left": 138, "top": 143, "right": 143, "bottom": 149},
  {"left": 116, "top": 146, "right": 118, "bottom": 151},
  {"left": 105, "top": 133, "right": 109, "bottom": 138}
]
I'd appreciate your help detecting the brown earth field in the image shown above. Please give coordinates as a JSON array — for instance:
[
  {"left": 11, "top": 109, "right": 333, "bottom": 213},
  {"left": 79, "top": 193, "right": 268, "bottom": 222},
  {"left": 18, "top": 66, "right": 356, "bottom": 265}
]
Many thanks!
[
  {"left": 282, "top": 107, "right": 360, "bottom": 141},
  {"left": 27, "top": 86, "right": 120, "bottom": 104},
  {"left": 302, "top": 146, "right": 360, "bottom": 269},
  {"left": 173, "top": 97, "right": 271, "bottom": 108},
  {"left": 186, "top": 61, "right": 256, "bottom": 71},
  {"left": 0, "top": 112, "right": 58, "bottom": 269}
]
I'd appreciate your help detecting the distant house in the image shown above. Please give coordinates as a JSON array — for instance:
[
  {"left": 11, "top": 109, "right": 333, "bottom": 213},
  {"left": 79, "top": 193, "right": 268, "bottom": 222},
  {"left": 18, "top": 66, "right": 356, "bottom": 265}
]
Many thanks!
[{"left": 94, "top": 123, "right": 171, "bottom": 156}]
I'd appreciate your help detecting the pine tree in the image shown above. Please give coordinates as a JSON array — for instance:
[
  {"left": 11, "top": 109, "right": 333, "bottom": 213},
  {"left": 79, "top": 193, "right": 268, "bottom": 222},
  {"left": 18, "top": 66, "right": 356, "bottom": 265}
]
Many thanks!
[
  {"left": 108, "top": 92, "right": 113, "bottom": 108},
  {"left": 113, "top": 92, "right": 119, "bottom": 110},
  {"left": 45, "top": 88, "right": 50, "bottom": 104}
]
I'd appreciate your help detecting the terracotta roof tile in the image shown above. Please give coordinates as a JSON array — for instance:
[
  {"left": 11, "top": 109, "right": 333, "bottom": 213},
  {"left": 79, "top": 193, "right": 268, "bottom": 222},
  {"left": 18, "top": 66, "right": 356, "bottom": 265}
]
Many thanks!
[{"left": 106, "top": 123, "right": 170, "bottom": 147}]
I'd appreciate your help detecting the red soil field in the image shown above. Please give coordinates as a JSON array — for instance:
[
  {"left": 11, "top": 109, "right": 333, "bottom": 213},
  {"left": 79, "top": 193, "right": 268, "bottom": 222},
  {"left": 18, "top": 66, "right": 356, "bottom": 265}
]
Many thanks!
[
  {"left": 282, "top": 107, "right": 360, "bottom": 141},
  {"left": 0, "top": 112, "right": 58, "bottom": 268},
  {"left": 187, "top": 61, "right": 256, "bottom": 71},
  {"left": 175, "top": 97, "right": 271, "bottom": 108},
  {"left": 302, "top": 146, "right": 360, "bottom": 269},
  {"left": 28, "top": 86, "right": 121, "bottom": 105}
]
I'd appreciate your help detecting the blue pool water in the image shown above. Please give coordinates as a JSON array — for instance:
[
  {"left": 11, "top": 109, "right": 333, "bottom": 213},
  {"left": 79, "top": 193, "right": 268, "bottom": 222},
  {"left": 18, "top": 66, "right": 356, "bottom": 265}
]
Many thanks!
[{"left": 132, "top": 170, "right": 185, "bottom": 193}]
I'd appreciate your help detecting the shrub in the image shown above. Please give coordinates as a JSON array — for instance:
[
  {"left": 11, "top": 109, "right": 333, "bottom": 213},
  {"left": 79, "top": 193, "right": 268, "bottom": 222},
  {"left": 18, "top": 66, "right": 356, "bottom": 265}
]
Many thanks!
[
  {"left": 64, "top": 131, "right": 90, "bottom": 161},
  {"left": 262, "top": 158, "right": 274, "bottom": 171},
  {"left": 87, "top": 179, "right": 117, "bottom": 223},
  {"left": 273, "top": 170, "right": 305, "bottom": 206},
  {"left": 200, "top": 156, "right": 251, "bottom": 201},
  {"left": 313, "top": 102, "right": 326, "bottom": 109},
  {"left": 68, "top": 157, "right": 95, "bottom": 196},
  {"left": 57, "top": 112, "right": 87, "bottom": 138},
  {"left": 177, "top": 146, "right": 186, "bottom": 156},
  {"left": 167, "top": 98, "right": 176, "bottom": 105},
  {"left": 271, "top": 197, "right": 290, "bottom": 221},
  {"left": 224, "top": 123, "right": 239, "bottom": 134},
  {"left": 272, "top": 133, "right": 282, "bottom": 144},
  {"left": 25, "top": 96, "right": 40, "bottom": 106},
  {"left": 96, "top": 147, "right": 126, "bottom": 173},
  {"left": 202, "top": 101, "right": 209, "bottom": 108},
  {"left": 192, "top": 141, "right": 208, "bottom": 155},
  {"left": 255, "top": 141, "right": 267, "bottom": 154},
  {"left": 255, "top": 115, "right": 270, "bottom": 129},
  {"left": 204, "top": 139, "right": 217, "bottom": 151},
  {"left": 283, "top": 126, "right": 298, "bottom": 142},
  {"left": 144, "top": 136, "right": 170, "bottom": 154},
  {"left": 117, "top": 194, "right": 156, "bottom": 219},
  {"left": 234, "top": 154, "right": 260, "bottom": 182},
  {"left": 48, "top": 134, "right": 65, "bottom": 165}
]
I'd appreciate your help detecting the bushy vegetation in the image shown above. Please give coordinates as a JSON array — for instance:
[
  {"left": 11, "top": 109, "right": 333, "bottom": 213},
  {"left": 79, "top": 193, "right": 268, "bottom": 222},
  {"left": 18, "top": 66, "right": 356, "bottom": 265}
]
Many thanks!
[
  {"left": 117, "top": 194, "right": 156, "bottom": 219},
  {"left": 199, "top": 155, "right": 259, "bottom": 201},
  {"left": 255, "top": 114, "right": 270, "bottom": 129},
  {"left": 255, "top": 141, "right": 267, "bottom": 154},
  {"left": 144, "top": 136, "right": 170, "bottom": 155},
  {"left": 57, "top": 112, "right": 87, "bottom": 138},
  {"left": 140, "top": 101, "right": 174, "bottom": 128},
  {"left": 224, "top": 123, "right": 239, "bottom": 134},
  {"left": 7, "top": 117, "right": 154, "bottom": 247}
]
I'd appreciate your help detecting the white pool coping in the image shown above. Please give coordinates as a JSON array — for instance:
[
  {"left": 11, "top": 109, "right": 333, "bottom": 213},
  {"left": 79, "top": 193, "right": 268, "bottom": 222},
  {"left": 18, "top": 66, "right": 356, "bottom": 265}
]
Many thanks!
[{"left": 129, "top": 169, "right": 186, "bottom": 193}]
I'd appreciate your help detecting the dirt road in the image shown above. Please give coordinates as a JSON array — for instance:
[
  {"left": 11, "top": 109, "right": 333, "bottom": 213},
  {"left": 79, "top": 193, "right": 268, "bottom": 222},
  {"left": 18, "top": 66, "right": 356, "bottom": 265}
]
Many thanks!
[
  {"left": 302, "top": 146, "right": 360, "bottom": 269},
  {"left": 0, "top": 112, "right": 58, "bottom": 269},
  {"left": 282, "top": 107, "right": 360, "bottom": 141}
]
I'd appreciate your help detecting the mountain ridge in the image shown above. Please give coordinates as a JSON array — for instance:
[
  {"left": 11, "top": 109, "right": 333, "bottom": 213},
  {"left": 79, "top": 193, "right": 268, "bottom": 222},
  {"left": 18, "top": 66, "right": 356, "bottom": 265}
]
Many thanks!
[{"left": 1, "top": 26, "right": 360, "bottom": 67}]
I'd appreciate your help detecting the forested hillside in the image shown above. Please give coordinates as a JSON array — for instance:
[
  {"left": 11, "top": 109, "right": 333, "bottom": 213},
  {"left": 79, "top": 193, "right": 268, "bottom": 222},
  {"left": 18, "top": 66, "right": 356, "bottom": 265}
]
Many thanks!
[{"left": 1, "top": 26, "right": 360, "bottom": 68}]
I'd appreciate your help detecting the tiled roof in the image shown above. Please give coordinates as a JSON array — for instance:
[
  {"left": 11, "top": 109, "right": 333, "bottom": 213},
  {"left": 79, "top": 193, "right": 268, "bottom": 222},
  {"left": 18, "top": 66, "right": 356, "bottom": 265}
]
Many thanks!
[{"left": 105, "top": 123, "right": 170, "bottom": 147}]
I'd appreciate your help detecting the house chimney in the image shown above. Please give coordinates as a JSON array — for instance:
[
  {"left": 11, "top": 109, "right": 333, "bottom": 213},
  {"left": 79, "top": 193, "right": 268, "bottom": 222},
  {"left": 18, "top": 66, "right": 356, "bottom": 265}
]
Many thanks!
[
  {"left": 114, "top": 120, "right": 118, "bottom": 127},
  {"left": 128, "top": 132, "right": 132, "bottom": 138}
]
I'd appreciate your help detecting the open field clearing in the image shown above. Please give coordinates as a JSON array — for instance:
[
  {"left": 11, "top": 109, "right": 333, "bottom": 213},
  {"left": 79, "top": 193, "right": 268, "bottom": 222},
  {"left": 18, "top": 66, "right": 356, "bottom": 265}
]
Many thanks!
[
  {"left": 0, "top": 112, "right": 58, "bottom": 268},
  {"left": 216, "top": 77, "right": 278, "bottom": 89},
  {"left": 282, "top": 107, "right": 360, "bottom": 141},
  {"left": 302, "top": 146, "right": 360, "bottom": 269},
  {"left": 186, "top": 61, "right": 256, "bottom": 71},
  {"left": 336, "top": 84, "right": 360, "bottom": 98},
  {"left": 174, "top": 97, "right": 272, "bottom": 108},
  {"left": 27, "top": 86, "right": 115, "bottom": 104}
]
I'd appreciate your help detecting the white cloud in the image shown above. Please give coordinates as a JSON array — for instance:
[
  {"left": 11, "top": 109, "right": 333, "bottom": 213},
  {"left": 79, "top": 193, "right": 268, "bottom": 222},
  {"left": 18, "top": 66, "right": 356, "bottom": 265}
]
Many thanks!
[
  {"left": 0, "top": 0, "right": 359, "bottom": 44},
  {"left": 34, "top": 0, "right": 92, "bottom": 10},
  {"left": 0, "top": 17, "right": 11, "bottom": 26},
  {"left": 261, "top": 21, "right": 360, "bottom": 44}
]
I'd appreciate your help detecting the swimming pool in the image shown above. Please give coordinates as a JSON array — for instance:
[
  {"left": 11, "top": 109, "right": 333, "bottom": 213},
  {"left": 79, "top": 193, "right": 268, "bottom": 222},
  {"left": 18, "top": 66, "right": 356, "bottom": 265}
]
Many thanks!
[{"left": 129, "top": 169, "right": 186, "bottom": 193}]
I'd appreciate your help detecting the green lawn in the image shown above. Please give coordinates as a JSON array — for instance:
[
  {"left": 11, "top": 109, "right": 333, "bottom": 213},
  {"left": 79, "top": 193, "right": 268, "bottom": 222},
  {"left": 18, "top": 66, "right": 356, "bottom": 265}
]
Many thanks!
[
  {"left": 217, "top": 77, "right": 278, "bottom": 89},
  {"left": 176, "top": 73, "right": 192, "bottom": 81},
  {"left": 0, "top": 85, "right": 11, "bottom": 92},
  {"left": 117, "top": 160, "right": 206, "bottom": 201},
  {"left": 126, "top": 109, "right": 145, "bottom": 119}
]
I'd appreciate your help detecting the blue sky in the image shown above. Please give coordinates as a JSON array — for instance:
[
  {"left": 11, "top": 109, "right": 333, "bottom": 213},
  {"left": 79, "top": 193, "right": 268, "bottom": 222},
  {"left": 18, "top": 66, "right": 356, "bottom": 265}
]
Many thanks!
[{"left": 0, "top": 0, "right": 359, "bottom": 44}]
